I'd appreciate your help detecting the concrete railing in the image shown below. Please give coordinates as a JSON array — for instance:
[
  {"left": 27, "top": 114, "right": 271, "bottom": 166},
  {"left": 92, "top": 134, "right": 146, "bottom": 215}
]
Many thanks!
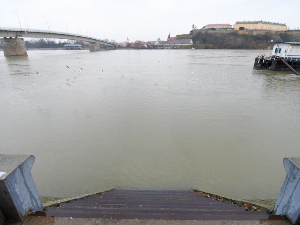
[
  {"left": 0, "top": 155, "right": 43, "bottom": 223},
  {"left": 275, "top": 157, "right": 300, "bottom": 224}
]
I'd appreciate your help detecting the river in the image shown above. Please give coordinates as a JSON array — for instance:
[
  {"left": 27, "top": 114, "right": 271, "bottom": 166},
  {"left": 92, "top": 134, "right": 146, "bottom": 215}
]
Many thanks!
[{"left": 1, "top": 49, "right": 300, "bottom": 199}]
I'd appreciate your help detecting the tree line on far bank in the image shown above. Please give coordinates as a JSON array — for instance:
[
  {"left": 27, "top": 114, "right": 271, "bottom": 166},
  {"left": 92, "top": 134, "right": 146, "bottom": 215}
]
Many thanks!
[
  {"left": 191, "top": 32, "right": 300, "bottom": 49},
  {"left": 0, "top": 39, "right": 88, "bottom": 49}
]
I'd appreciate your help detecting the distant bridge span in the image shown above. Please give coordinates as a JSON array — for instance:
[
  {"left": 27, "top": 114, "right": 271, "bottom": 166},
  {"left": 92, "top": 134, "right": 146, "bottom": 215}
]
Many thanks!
[{"left": 0, "top": 27, "right": 116, "bottom": 57}]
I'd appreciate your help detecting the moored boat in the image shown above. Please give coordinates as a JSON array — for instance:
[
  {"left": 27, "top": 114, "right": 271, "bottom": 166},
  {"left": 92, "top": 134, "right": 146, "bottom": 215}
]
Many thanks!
[
  {"left": 254, "top": 42, "right": 300, "bottom": 71},
  {"left": 64, "top": 44, "right": 82, "bottom": 50}
]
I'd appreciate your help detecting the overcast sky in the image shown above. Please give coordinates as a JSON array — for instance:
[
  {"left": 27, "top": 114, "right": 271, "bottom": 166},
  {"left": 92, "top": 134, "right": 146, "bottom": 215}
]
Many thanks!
[{"left": 1, "top": 0, "right": 299, "bottom": 42}]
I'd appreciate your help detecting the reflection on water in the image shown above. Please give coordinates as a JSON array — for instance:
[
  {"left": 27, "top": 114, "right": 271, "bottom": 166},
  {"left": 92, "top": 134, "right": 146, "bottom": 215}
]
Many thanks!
[{"left": 0, "top": 49, "right": 300, "bottom": 199}]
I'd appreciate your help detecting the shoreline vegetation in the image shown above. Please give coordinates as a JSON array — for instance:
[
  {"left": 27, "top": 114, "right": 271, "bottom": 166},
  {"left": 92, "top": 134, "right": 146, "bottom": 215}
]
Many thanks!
[{"left": 191, "top": 31, "right": 300, "bottom": 49}]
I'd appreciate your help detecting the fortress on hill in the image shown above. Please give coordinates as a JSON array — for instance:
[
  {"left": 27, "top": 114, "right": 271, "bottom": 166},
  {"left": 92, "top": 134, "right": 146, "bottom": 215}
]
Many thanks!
[
  {"left": 176, "top": 20, "right": 295, "bottom": 40},
  {"left": 202, "top": 21, "right": 287, "bottom": 31},
  {"left": 233, "top": 21, "right": 287, "bottom": 31}
]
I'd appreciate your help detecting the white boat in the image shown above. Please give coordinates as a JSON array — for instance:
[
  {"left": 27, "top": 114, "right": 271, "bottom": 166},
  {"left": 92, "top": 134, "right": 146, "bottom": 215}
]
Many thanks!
[{"left": 64, "top": 44, "right": 82, "bottom": 50}]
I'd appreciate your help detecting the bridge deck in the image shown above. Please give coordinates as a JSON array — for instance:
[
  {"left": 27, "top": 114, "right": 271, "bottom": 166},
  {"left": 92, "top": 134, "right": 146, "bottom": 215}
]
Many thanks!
[
  {"left": 30, "top": 190, "right": 286, "bottom": 221},
  {"left": 0, "top": 27, "right": 115, "bottom": 47}
]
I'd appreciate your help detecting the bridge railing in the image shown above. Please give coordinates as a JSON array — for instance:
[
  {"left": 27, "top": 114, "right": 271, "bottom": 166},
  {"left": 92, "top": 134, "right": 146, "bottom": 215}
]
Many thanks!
[{"left": 0, "top": 27, "right": 116, "bottom": 45}]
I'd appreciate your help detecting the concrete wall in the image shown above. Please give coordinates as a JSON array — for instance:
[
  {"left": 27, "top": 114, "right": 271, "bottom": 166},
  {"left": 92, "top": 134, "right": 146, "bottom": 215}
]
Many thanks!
[
  {"left": 286, "top": 30, "right": 300, "bottom": 37},
  {"left": 176, "top": 34, "right": 194, "bottom": 39},
  {"left": 0, "top": 155, "right": 43, "bottom": 221},
  {"left": 89, "top": 42, "right": 99, "bottom": 51},
  {"left": 177, "top": 29, "right": 298, "bottom": 40},
  {"left": 275, "top": 158, "right": 300, "bottom": 224},
  {"left": 0, "top": 38, "right": 27, "bottom": 57}
]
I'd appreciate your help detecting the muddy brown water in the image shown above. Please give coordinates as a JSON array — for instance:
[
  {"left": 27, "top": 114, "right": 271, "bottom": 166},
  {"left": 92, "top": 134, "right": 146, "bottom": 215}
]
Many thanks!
[{"left": 0, "top": 49, "right": 299, "bottom": 199}]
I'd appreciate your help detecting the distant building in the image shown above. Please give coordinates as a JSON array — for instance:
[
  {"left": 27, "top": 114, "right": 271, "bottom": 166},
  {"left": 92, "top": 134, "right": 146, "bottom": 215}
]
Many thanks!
[
  {"left": 148, "top": 41, "right": 158, "bottom": 46},
  {"left": 167, "top": 37, "right": 176, "bottom": 41},
  {"left": 234, "top": 21, "right": 287, "bottom": 31},
  {"left": 117, "top": 42, "right": 127, "bottom": 47},
  {"left": 167, "top": 33, "right": 176, "bottom": 41},
  {"left": 131, "top": 41, "right": 148, "bottom": 48},
  {"left": 204, "top": 24, "right": 232, "bottom": 29}
]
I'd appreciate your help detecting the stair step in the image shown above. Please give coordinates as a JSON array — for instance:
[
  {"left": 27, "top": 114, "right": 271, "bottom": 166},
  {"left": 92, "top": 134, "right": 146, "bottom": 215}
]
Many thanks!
[
  {"left": 31, "top": 189, "right": 281, "bottom": 221},
  {"left": 42, "top": 211, "right": 272, "bottom": 220}
]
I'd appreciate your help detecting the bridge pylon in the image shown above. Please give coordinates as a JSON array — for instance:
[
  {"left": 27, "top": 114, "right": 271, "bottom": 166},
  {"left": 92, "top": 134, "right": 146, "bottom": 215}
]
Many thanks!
[
  {"left": 89, "top": 42, "right": 99, "bottom": 51},
  {"left": 0, "top": 37, "right": 27, "bottom": 57}
]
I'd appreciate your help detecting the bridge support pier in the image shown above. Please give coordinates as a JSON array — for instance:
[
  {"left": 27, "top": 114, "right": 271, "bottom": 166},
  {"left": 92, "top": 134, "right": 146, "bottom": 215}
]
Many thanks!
[
  {"left": 89, "top": 42, "right": 99, "bottom": 51},
  {"left": 0, "top": 37, "right": 27, "bottom": 57}
]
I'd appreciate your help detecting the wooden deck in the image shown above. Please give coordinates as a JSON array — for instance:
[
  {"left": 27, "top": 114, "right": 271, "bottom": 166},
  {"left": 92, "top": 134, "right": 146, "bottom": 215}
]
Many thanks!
[{"left": 31, "top": 190, "right": 285, "bottom": 221}]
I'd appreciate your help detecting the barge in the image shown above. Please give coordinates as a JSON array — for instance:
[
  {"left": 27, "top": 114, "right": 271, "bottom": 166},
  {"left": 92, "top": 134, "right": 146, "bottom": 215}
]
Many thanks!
[{"left": 254, "top": 42, "right": 300, "bottom": 74}]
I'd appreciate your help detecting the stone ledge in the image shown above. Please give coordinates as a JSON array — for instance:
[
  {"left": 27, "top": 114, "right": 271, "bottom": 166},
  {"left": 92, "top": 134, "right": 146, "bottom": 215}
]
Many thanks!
[
  {"left": 194, "top": 189, "right": 274, "bottom": 214},
  {"left": 42, "top": 188, "right": 114, "bottom": 209}
]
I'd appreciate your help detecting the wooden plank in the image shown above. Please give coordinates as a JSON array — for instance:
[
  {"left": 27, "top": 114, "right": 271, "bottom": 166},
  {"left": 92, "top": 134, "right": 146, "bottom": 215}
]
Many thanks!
[
  {"left": 43, "top": 211, "right": 272, "bottom": 220},
  {"left": 41, "top": 189, "right": 283, "bottom": 221},
  {"left": 46, "top": 207, "right": 267, "bottom": 216},
  {"left": 59, "top": 200, "right": 240, "bottom": 207},
  {"left": 87, "top": 196, "right": 217, "bottom": 200},
  {"left": 71, "top": 199, "right": 218, "bottom": 204},
  {"left": 101, "top": 190, "right": 196, "bottom": 196},
  {"left": 57, "top": 203, "right": 246, "bottom": 210}
]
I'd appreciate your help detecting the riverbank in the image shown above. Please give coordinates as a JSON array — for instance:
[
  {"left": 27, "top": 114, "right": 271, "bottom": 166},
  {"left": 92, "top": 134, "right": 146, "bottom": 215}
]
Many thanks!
[{"left": 190, "top": 30, "right": 300, "bottom": 49}]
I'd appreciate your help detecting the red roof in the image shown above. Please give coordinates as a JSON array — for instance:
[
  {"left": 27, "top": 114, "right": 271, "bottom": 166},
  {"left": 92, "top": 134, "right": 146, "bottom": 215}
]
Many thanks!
[
  {"left": 206, "top": 24, "right": 231, "bottom": 27},
  {"left": 167, "top": 37, "right": 176, "bottom": 41}
]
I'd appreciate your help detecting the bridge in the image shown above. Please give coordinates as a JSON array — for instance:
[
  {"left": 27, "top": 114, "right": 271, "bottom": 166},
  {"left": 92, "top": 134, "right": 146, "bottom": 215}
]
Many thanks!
[{"left": 0, "top": 27, "right": 116, "bottom": 57}]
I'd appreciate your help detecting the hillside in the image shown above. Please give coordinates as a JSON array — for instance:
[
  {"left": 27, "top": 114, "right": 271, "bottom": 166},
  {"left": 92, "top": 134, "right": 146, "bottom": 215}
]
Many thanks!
[{"left": 191, "top": 31, "right": 300, "bottom": 49}]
